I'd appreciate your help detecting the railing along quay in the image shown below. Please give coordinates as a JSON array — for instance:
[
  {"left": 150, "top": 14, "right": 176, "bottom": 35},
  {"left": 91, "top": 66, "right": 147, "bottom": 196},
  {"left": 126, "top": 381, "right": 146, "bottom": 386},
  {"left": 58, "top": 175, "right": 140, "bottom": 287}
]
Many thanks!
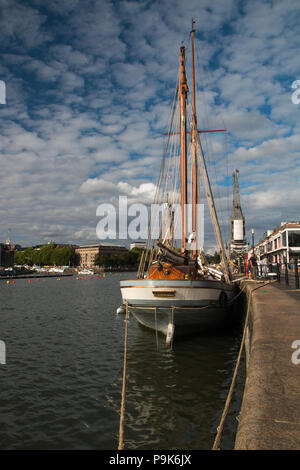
[{"left": 267, "top": 258, "right": 300, "bottom": 290}]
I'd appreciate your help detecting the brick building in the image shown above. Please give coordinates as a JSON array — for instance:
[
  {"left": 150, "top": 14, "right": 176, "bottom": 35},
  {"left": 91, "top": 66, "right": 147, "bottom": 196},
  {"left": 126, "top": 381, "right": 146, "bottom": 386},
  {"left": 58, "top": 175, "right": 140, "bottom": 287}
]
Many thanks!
[{"left": 75, "top": 243, "right": 128, "bottom": 267}]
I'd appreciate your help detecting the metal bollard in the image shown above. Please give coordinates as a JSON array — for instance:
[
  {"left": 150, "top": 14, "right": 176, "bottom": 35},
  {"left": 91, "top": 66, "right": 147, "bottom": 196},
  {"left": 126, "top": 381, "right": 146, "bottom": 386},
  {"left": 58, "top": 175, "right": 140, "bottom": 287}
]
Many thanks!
[
  {"left": 277, "top": 263, "right": 281, "bottom": 283},
  {"left": 295, "top": 257, "right": 299, "bottom": 290},
  {"left": 285, "top": 261, "right": 289, "bottom": 286}
]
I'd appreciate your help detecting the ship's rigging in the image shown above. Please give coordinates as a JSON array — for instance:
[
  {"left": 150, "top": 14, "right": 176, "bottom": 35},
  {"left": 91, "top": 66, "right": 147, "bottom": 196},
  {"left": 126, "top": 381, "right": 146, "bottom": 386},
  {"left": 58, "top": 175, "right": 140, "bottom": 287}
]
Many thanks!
[{"left": 138, "top": 20, "right": 231, "bottom": 284}]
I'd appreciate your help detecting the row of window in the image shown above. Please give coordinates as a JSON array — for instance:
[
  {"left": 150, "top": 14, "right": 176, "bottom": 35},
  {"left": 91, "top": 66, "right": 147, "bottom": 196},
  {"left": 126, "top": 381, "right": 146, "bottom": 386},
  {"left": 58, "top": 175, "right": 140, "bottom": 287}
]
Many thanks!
[{"left": 258, "top": 231, "right": 300, "bottom": 254}]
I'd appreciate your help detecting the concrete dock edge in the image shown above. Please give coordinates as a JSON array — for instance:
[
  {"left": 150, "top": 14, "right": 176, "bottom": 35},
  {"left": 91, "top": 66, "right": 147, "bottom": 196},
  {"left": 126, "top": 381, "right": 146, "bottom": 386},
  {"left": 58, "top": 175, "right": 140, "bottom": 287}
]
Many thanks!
[{"left": 234, "top": 281, "right": 300, "bottom": 450}]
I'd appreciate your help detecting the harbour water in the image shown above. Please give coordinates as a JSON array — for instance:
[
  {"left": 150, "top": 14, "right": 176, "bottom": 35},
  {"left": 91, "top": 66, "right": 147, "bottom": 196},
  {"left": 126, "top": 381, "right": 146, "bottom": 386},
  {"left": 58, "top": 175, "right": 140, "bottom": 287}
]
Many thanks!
[{"left": 0, "top": 273, "right": 245, "bottom": 450}]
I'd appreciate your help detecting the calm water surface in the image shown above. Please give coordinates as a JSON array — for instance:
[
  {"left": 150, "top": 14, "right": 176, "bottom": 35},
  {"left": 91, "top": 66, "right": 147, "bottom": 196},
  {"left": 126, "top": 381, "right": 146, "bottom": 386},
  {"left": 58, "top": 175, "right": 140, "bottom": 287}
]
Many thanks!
[{"left": 0, "top": 273, "right": 245, "bottom": 450}]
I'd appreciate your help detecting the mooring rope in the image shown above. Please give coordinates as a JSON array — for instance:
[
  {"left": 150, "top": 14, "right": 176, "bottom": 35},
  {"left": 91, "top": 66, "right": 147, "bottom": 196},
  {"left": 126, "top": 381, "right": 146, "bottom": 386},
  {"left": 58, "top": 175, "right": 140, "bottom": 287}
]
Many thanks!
[
  {"left": 212, "top": 280, "right": 277, "bottom": 450},
  {"left": 118, "top": 301, "right": 129, "bottom": 450},
  {"left": 154, "top": 307, "right": 159, "bottom": 351},
  {"left": 171, "top": 306, "right": 175, "bottom": 349},
  {"left": 212, "top": 292, "right": 251, "bottom": 450}
]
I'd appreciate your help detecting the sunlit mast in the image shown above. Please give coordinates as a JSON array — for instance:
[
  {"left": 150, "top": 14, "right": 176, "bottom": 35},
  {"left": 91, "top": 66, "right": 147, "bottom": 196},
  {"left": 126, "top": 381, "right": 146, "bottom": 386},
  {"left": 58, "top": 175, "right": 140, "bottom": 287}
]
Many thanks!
[
  {"left": 191, "top": 18, "right": 198, "bottom": 260},
  {"left": 179, "top": 19, "right": 201, "bottom": 261},
  {"left": 179, "top": 45, "right": 188, "bottom": 256},
  {"left": 190, "top": 19, "right": 231, "bottom": 283}
]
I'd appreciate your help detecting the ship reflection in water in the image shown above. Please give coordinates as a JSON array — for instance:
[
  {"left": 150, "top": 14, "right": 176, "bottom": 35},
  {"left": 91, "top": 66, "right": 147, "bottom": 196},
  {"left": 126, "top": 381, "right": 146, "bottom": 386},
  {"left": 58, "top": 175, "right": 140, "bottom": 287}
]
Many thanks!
[
  {"left": 110, "top": 317, "right": 245, "bottom": 450},
  {"left": 0, "top": 273, "right": 244, "bottom": 450}
]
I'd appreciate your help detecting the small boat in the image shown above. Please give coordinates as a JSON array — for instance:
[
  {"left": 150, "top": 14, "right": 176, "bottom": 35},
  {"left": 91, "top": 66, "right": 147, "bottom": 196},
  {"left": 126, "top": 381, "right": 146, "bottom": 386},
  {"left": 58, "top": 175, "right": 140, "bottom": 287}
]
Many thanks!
[
  {"left": 48, "top": 266, "right": 58, "bottom": 273},
  {"left": 77, "top": 268, "right": 94, "bottom": 275},
  {"left": 120, "top": 20, "right": 235, "bottom": 345},
  {"left": 48, "top": 266, "right": 73, "bottom": 274}
]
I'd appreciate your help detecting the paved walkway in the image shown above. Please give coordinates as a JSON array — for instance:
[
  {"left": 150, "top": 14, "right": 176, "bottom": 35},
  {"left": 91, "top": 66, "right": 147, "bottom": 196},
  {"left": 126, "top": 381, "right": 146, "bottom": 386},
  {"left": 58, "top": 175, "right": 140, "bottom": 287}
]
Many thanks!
[
  {"left": 273, "top": 281, "right": 300, "bottom": 302},
  {"left": 235, "top": 280, "right": 300, "bottom": 450}
]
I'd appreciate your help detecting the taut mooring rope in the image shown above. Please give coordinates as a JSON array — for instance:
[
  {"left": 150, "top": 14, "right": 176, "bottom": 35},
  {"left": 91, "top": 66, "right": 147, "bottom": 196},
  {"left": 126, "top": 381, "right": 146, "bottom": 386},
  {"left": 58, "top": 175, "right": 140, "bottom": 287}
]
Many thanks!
[
  {"left": 212, "top": 280, "right": 277, "bottom": 450},
  {"left": 118, "top": 301, "right": 129, "bottom": 450},
  {"left": 212, "top": 292, "right": 251, "bottom": 450}
]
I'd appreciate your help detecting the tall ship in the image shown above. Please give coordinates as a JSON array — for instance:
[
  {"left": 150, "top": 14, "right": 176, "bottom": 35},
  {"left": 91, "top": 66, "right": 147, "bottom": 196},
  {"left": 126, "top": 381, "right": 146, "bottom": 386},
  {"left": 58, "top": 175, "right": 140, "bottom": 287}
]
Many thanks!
[{"left": 120, "top": 21, "right": 235, "bottom": 345}]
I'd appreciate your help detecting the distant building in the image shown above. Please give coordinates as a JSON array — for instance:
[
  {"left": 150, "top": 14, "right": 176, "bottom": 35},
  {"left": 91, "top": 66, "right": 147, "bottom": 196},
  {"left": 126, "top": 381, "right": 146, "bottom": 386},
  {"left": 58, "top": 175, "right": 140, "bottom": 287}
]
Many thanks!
[
  {"left": 0, "top": 241, "right": 15, "bottom": 268},
  {"left": 75, "top": 243, "right": 128, "bottom": 267},
  {"left": 252, "top": 222, "right": 300, "bottom": 264},
  {"left": 20, "top": 243, "right": 79, "bottom": 251},
  {"left": 130, "top": 242, "right": 146, "bottom": 250}
]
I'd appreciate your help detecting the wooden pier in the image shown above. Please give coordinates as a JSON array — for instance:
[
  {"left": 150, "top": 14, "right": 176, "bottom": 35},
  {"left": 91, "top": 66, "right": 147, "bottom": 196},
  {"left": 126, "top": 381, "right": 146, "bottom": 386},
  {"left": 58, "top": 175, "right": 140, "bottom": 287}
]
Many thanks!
[{"left": 0, "top": 273, "right": 74, "bottom": 281}]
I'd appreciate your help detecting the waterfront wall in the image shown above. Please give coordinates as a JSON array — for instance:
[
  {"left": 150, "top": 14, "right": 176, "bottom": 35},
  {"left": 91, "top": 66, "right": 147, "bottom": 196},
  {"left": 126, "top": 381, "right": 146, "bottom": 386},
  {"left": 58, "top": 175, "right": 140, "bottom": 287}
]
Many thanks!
[{"left": 235, "top": 281, "right": 300, "bottom": 450}]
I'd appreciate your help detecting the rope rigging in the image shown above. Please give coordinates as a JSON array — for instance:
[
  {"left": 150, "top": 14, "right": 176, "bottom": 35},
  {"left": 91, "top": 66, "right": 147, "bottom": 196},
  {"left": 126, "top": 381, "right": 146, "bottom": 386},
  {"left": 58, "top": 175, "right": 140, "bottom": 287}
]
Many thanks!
[{"left": 137, "top": 31, "right": 232, "bottom": 280}]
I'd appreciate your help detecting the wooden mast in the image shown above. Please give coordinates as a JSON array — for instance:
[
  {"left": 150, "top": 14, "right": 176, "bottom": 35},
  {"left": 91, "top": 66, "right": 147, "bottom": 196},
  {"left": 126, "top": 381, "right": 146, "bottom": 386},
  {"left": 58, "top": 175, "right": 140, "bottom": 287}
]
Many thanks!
[
  {"left": 190, "top": 19, "right": 231, "bottom": 283},
  {"left": 191, "top": 18, "right": 198, "bottom": 260},
  {"left": 179, "top": 46, "right": 188, "bottom": 256}
]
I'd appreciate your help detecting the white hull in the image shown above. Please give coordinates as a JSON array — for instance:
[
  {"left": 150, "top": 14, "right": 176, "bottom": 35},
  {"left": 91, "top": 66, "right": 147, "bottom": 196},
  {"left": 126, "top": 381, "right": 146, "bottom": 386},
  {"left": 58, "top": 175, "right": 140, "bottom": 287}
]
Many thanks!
[{"left": 120, "top": 279, "right": 235, "bottom": 342}]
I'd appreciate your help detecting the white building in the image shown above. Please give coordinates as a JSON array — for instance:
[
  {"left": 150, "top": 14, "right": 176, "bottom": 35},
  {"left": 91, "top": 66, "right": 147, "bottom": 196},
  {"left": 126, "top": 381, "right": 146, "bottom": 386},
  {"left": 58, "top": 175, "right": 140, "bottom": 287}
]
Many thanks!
[
  {"left": 130, "top": 242, "right": 146, "bottom": 250},
  {"left": 252, "top": 222, "right": 300, "bottom": 264}
]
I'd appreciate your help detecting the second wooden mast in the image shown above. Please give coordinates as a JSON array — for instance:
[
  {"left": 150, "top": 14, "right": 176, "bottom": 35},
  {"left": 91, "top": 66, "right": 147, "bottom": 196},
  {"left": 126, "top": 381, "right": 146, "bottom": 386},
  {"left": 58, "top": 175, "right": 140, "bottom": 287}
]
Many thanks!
[
  {"left": 179, "top": 21, "right": 230, "bottom": 283},
  {"left": 179, "top": 45, "right": 188, "bottom": 256},
  {"left": 191, "top": 19, "right": 198, "bottom": 260},
  {"left": 179, "top": 21, "right": 199, "bottom": 259}
]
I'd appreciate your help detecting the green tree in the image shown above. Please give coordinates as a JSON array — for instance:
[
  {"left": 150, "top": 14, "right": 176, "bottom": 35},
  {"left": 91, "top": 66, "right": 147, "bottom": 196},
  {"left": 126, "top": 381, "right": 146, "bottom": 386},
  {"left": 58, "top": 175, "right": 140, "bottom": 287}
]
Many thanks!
[
  {"left": 130, "top": 248, "right": 144, "bottom": 262},
  {"left": 95, "top": 251, "right": 139, "bottom": 267},
  {"left": 39, "top": 244, "right": 55, "bottom": 265},
  {"left": 14, "top": 244, "right": 76, "bottom": 267},
  {"left": 23, "top": 247, "right": 34, "bottom": 265},
  {"left": 211, "top": 251, "right": 221, "bottom": 264},
  {"left": 95, "top": 253, "right": 111, "bottom": 267},
  {"left": 14, "top": 250, "right": 26, "bottom": 265},
  {"left": 51, "top": 246, "right": 76, "bottom": 266},
  {"left": 32, "top": 249, "right": 41, "bottom": 266}
]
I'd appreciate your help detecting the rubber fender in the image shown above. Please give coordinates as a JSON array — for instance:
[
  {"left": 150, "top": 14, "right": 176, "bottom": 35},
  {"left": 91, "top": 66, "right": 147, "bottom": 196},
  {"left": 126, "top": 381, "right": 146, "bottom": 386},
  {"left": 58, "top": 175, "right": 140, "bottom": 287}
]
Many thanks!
[
  {"left": 116, "top": 305, "right": 126, "bottom": 315},
  {"left": 219, "top": 291, "right": 228, "bottom": 307}
]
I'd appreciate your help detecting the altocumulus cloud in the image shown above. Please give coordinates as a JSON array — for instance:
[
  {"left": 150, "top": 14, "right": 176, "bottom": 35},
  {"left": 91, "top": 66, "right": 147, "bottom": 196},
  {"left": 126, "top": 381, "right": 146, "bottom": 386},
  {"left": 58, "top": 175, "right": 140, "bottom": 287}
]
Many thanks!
[
  {"left": 0, "top": 0, "right": 299, "bottom": 248},
  {"left": 80, "top": 178, "right": 156, "bottom": 204}
]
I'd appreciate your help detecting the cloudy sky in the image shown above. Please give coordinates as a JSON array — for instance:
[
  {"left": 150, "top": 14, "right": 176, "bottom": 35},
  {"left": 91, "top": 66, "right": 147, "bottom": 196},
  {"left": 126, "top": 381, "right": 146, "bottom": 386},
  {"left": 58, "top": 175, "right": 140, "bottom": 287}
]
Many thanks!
[{"left": 0, "top": 0, "right": 299, "bottom": 250}]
